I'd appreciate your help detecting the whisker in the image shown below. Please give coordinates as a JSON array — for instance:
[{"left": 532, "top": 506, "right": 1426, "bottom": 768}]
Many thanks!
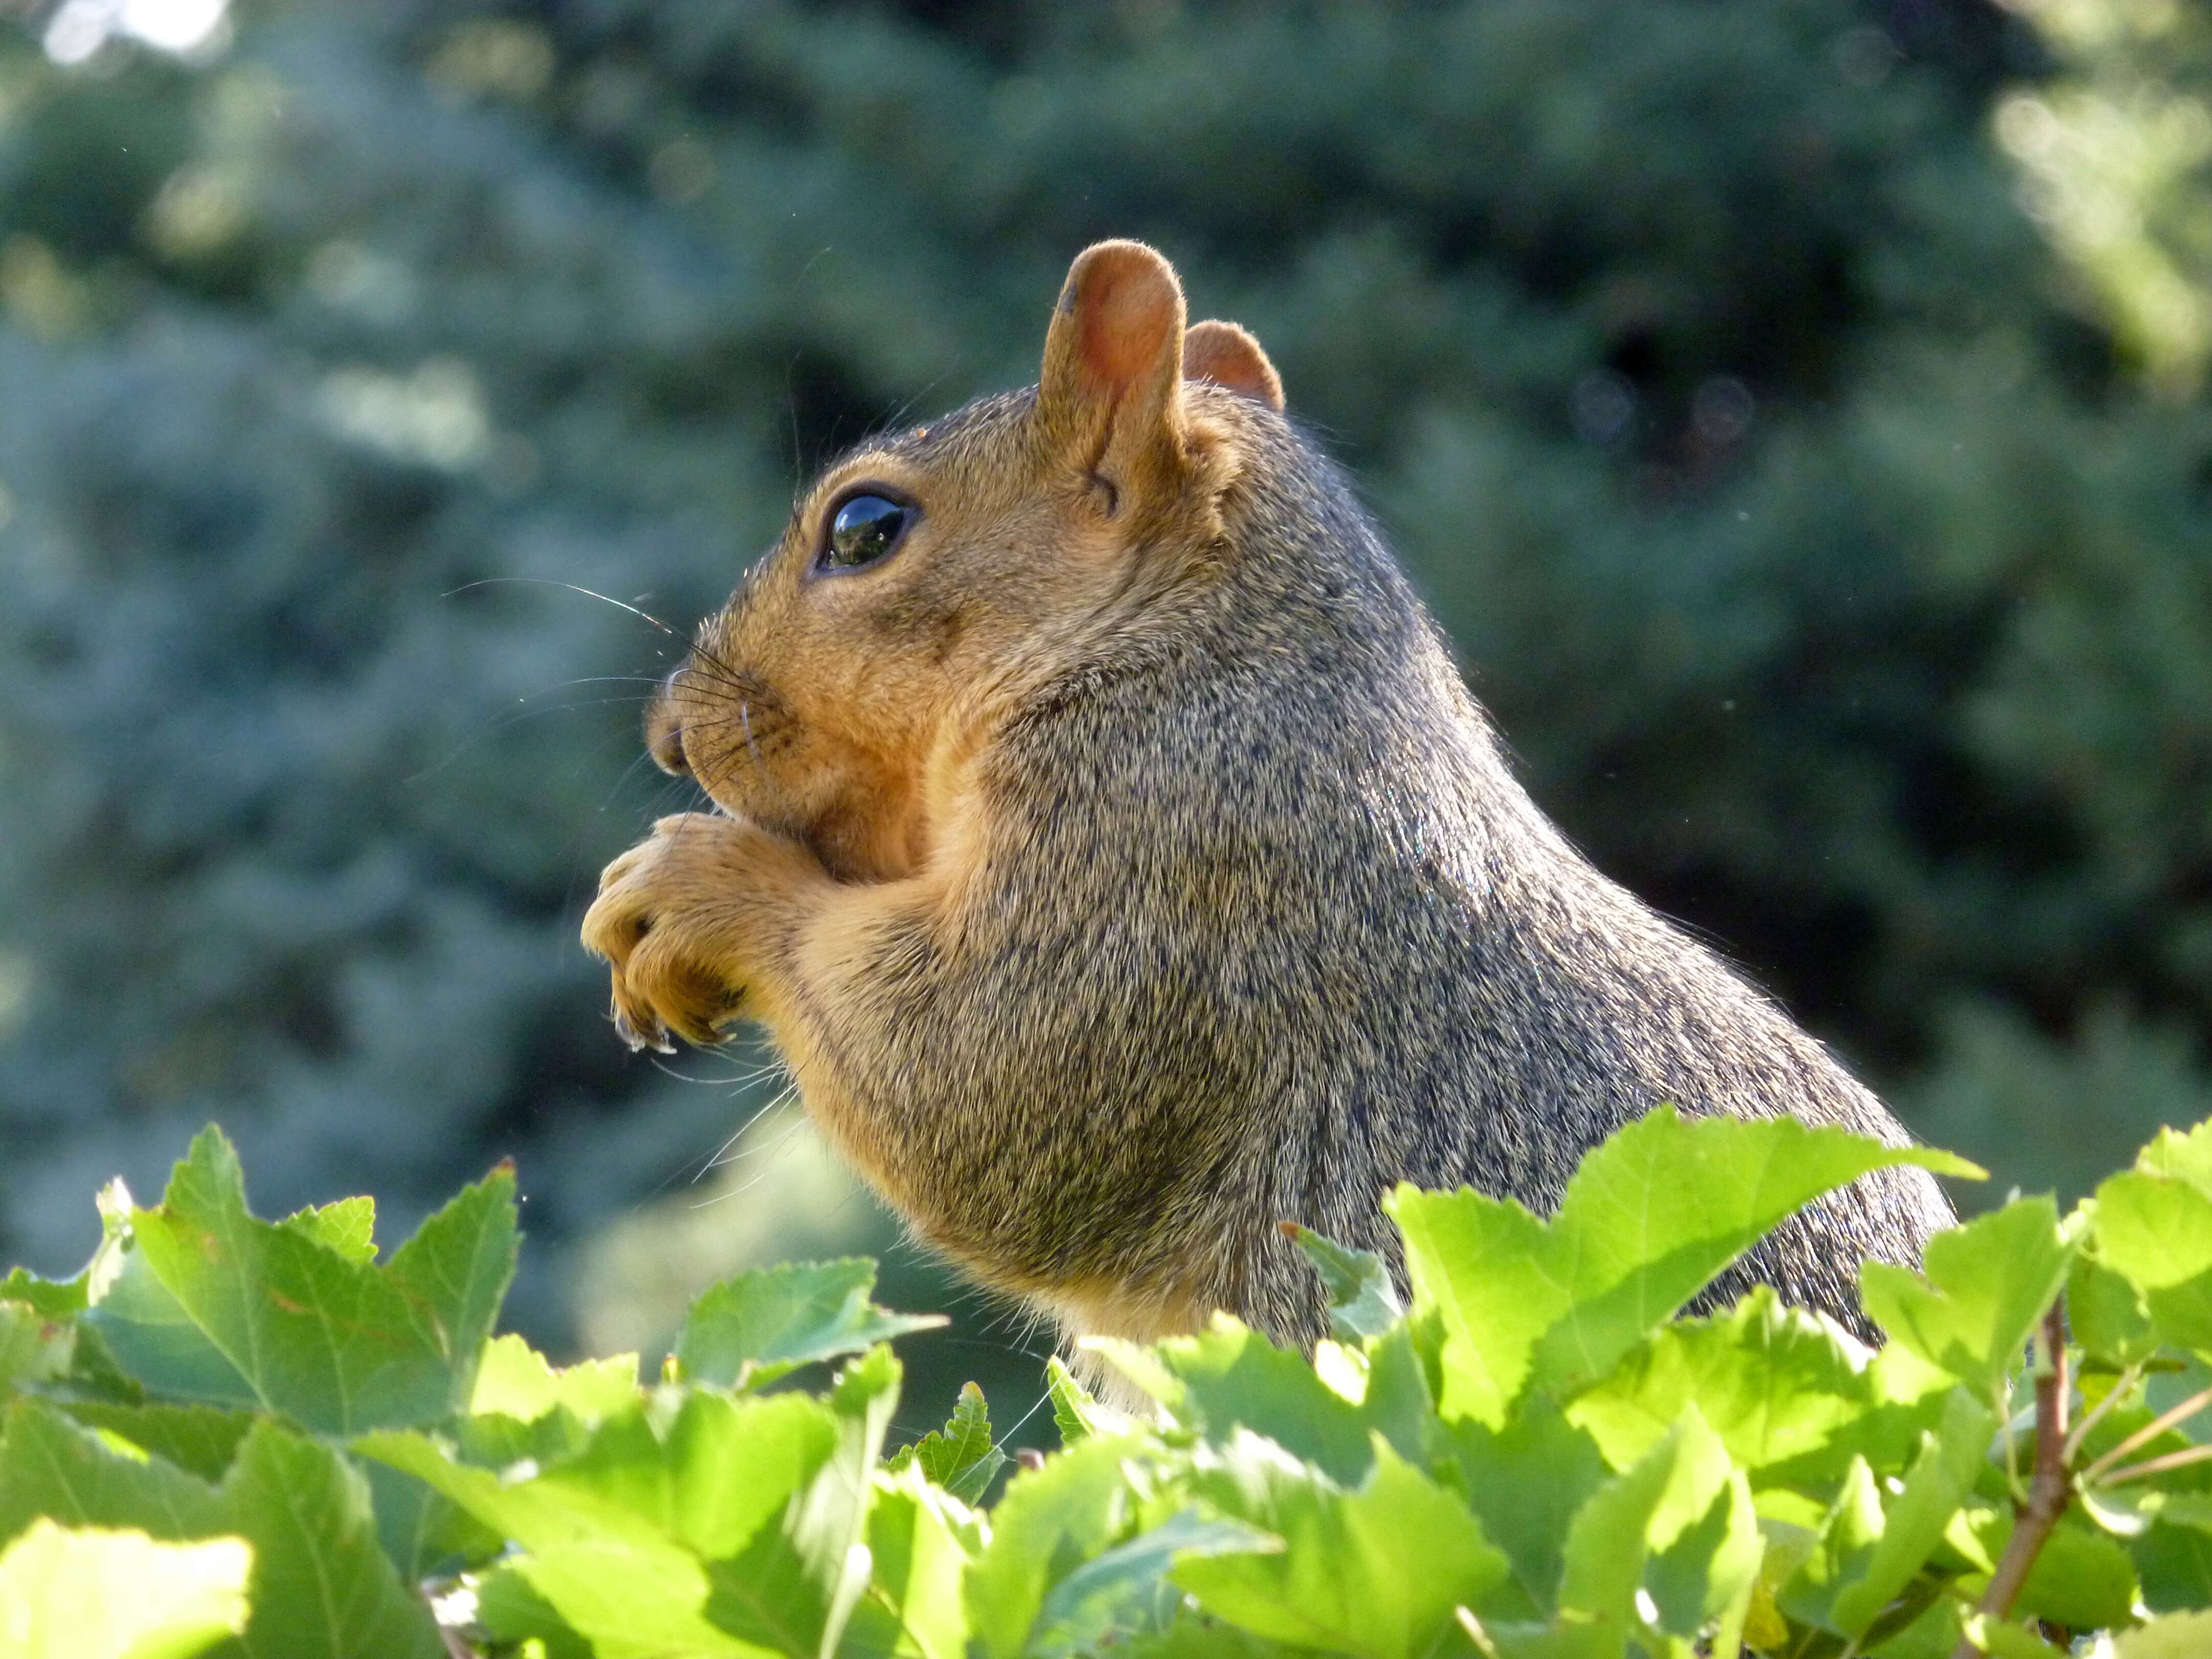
[{"left": 443, "top": 576, "right": 685, "bottom": 640}]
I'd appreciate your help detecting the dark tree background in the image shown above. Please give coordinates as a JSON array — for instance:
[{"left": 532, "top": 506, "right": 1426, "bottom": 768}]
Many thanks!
[{"left": 3, "top": 0, "right": 2209, "bottom": 1447}]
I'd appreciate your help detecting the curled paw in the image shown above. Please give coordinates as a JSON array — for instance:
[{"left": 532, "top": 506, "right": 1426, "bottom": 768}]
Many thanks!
[{"left": 581, "top": 813, "right": 761, "bottom": 1052}]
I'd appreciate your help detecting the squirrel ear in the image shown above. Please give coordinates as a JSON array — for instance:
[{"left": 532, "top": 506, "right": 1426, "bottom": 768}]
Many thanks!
[
  {"left": 1037, "top": 240, "right": 1190, "bottom": 501},
  {"left": 1183, "top": 320, "right": 1284, "bottom": 412}
]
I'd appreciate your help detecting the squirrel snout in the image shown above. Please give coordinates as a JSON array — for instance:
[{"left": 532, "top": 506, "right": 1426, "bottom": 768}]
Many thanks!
[{"left": 645, "top": 671, "right": 691, "bottom": 777}]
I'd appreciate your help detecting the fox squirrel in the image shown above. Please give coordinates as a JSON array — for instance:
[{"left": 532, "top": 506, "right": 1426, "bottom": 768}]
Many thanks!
[{"left": 582, "top": 239, "right": 1953, "bottom": 1352}]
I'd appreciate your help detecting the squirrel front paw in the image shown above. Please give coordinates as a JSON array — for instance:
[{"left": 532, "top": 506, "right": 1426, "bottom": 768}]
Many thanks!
[{"left": 581, "top": 812, "right": 818, "bottom": 1052}]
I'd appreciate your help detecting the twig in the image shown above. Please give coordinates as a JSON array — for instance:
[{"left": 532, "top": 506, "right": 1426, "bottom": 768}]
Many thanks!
[
  {"left": 1949, "top": 1305, "right": 2070, "bottom": 1659},
  {"left": 2081, "top": 1380, "right": 2212, "bottom": 1484},
  {"left": 2062, "top": 1360, "right": 2140, "bottom": 1463},
  {"left": 2097, "top": 1442, "right": 2212, "bottom": 1487}
]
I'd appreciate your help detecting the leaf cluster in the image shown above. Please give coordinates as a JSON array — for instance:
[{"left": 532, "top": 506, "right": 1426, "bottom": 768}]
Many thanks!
[{"left": 11, "top": 1109, "right": 2212, "bottom": 1656}]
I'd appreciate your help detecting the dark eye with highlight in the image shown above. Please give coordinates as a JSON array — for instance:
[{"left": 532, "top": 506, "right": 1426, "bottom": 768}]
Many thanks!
[{"left": 819, "top": 493, "right": 912, "bottom": 572}]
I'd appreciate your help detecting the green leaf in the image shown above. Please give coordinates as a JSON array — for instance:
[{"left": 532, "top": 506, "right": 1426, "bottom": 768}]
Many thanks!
[
  {"left": 1779, "top": 1456, "right": 1886, "bottom": 1634},
  {"left": 59, "top": 1401, "right": 254, "bottom": 1483},
  {"left": 1032, "top": 1510, "right": 1278, "bottom": 1658},
  {"left": 2116, "top": 1611, "right": 2212, "bottom": 1657},
  {"left": 81, "top": 1220, "right": 261, "bottom": 1415},
  {"left": 469, "top": 1567, "right": 595, "bottom": 1659},
  {"left": 384, "top": 1160, "right": 521, "bottom": 1402},
  {"left": 0, "top": 1519, "right": 249, "bottom": 1659},
  {"left": 0, "top": 1299, "right": 75, "bottom": 1395},
  {"left": 1281, "top": 1223, "right": 1403, "bottom": 1342},
  {"left": 0, "top": 1397, "right": 227, "bottom": 1545},
  {"left": 360, "top": 1452, "right": 503, "bottom": 1583},
  {"left": 491, "top": 1543, "right": 766, "bottom": 1659},
  {"left": 469, "top": 1331, "right": 639, "bottom": 1424},
  {"left": 1045, "top": 1356, "right": 1128, "bottom": 1446},
  {"left": 1445, "top": 1398, "right": 1612, "bottom": 1619},
  {"left": 1827, "top": 1388, "right": 1995, "bottom": 1636},
  {"left": 360, "top": 1390, "right": 841, "bottom": 1562},
  {"left": 0, "top": 1401, "right": 441, "bottom": 1659},
  {"left": 1859, "top": 1198, "right": 2076, "bottom": 1393},
  {"left": 0, "top": 1265, "right": 88, "bottom": 1321},
  {"left": 217, "top": 1420, "right": 446, "bottom": 1659},
  {"left": 1357, "top": 1321, "right": 1441, "bottom": 1469},
  {"left": 964, "top": 1433, "right": 1140, "bottom": 1659},
  {"left": 1175, "top": 1432, "right": 1509, "bottom": 1659},
  {"left": 2010, "top": 1514, "right": 2141, "bottom": 1630},
  {"left": 2070, "top": 1252, "right": 2161, "bottom": 1370},
  {"left": 672, "top": 1259, "right": 944, "bottom": 1389},
  {"left": 1151, "top": 1315, "right": 1376, "bottom": 1487},
  {"left": 2092, "top": 1160, "right": 2212, "bottom": 1359},
  {"left": 1567, "top": 1287, "right": 1883, "bottom": 1484},
  {"left": 84, "top": 1127, "right": 515, "bottom": 1432},
  {"left": 886, "top": 1381, "right": 1006, "bottom": 1505},
  {"left": 278, "top": 1196, "right": 377, "bottom": 1264},
  {"left": 853, "top": 1464, "right": 977, "bottom": 1659},
  {"left": 371, "top": 1349, "right": 897, "bottom": 1659},
  {"left": 697, "top": 1342, "right": 898, "bottom": 1659},
  {"left": 1389, "top": 1107, "right": 1976, "bottom": 1423},
  {"left": 1553, "top": 1406, "right": 1760, "bottom": 1647},
  {"left": 2133, "top": 1515, "right": 2212, "bottom": 1615}
]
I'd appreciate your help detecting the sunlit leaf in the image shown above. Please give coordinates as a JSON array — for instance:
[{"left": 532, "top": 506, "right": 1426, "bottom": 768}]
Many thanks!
[
  {"left": 964, "top": 1434, "right": 1141, "bottom": 1659},
  {"left": 1281, "top": 1223, "right": 1403, "bottom": 1342},
  {"left": 1390, "top": 1107, "right": 1976, "bottom": 1424},
  {"left": 1859, "top": 1198, "right": 2075, "bottom": 1393},
  {"left": 470, "top": 1332, "right": 638, "bottom": 1426},
  {"left": 0, "top": 1519, "right": 249, "bottom": 1659},
  {"left": 886, "top": 1380, "right": 1006, "bottom": 1505},
  {"left": 83, "top": 1127, "right": 514, "bottom": 1432},
  {"left": 673, "top": 1259, "right": 943, "bottom": 1389},
  {"left": 1175, "top": 1432, "right": 1508, "bottom": 1659}
]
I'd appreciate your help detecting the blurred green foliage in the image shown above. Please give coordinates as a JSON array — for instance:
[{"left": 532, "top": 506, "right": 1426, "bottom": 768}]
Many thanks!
[{"left": 2, "top": 0, "right": 2211, "bottom": 1447}]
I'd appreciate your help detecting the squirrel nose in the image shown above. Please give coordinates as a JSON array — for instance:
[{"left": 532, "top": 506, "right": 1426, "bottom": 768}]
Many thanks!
[{"left": 645, "top": 670, "right": 691, "bottom": 776}]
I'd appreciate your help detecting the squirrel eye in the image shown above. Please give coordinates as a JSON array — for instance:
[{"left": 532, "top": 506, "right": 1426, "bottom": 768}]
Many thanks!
[{"left": 821, "top": 493, "right": 911, "bottom": 571}]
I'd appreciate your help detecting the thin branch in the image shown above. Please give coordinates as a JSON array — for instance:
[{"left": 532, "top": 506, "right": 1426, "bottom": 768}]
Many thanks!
[
  {"left": 2098, "top": 1442, "right": 2212, "bottom": 1487},
  {"left": 2081, "top": 1380, "right": 2212, "bottom": 1484},
  {"left": 1949, "top": 1305, "right": 2071, "bottom": 1659},
  {"left": 2062, "top": 1360, "right": 2141, "bottom": 1464}
]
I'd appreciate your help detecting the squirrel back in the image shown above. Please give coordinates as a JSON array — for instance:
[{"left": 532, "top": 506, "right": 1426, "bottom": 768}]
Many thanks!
[{"left": 585, "top": 240, "right": 1953, "bottom": 1353}]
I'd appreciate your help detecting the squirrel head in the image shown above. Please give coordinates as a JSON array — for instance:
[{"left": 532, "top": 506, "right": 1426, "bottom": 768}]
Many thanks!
[{"left": 646, "top": 240, "right": 1285, "bottom": 882}]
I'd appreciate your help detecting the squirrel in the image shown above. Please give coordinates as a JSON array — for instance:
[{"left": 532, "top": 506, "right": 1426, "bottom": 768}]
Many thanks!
[{"left": 582, "top": 239, "right": 1954, "bottom": 1357}]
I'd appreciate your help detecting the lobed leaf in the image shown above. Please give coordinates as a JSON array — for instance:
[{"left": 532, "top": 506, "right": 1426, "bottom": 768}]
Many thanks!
[
  {"left": 0, "top": 1399, "right": 441, "bottom": 1658},
  {"left": 886, "top": 1380, "right": 1007, "bottom": 1505},
  {"left": 0, "top": 1396, "right": 227, "bottom": 1545},
  {"left": 673, "top": 1259, "right": 943, "bottom": 1390},
  {"left": 278, "top": 1196, "right": 376, "bottom": 1264},
  {"left": 219, "top": 1420, "right": 447, "bottom": 1659},
  {"left": 1148, "top": 1314, "right": 1376, "bottom": 1487},
  {"left": 964, "top": 1433, "right": 1142, "bottom": 1659},
  {"left": 1825, "top": 1388, "right": 1995, "bottom": 1636},
  {"left": 1175, "top": 1431, "right": 1509, "bottom": 1659},
  {"left": 1550, "top": 1406, "right": 1761, "bottom": 1651},
  {"left": 1389, "top": 1107, "right": 1977, "bottom": 1424},
  {"left": 469, "top": 1332, "right": 639, "bottom": 1426},
  {"left": 1280, "top": 1222, "right": 1403, "bottom": 1342},
  {"left": 0, "top": 1266, "right": 88, "bottom": 1322},
  {"left": 1859, "top": 1198, "right": 2077, "bottom": 1393},
  {"left": 1030, "top": 1511, "right": 1276, "bottom": 1658},
  {"left": 83, "top": 1127, "right": 515, "bottom": 1433},
  {"left": 1044, "top": 1356, "right": 1130, "bottom": 1446},
  {"left": 2091, "top": 1142, "right": 2212, "bottom": 1359}
]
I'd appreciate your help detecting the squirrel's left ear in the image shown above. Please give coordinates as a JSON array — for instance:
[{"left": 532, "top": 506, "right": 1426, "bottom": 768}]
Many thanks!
[
  {"left": 1184, "top": 320, "right": 1284, "bottom": 412},
  {"left": 1036, "top": 240, "right": 1190, "bottom": 510}
]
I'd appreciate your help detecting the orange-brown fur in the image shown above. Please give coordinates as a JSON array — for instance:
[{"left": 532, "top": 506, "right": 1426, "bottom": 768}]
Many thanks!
[{"left": 583, "top": 239, "right": 1953, "bottom": 1357}]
